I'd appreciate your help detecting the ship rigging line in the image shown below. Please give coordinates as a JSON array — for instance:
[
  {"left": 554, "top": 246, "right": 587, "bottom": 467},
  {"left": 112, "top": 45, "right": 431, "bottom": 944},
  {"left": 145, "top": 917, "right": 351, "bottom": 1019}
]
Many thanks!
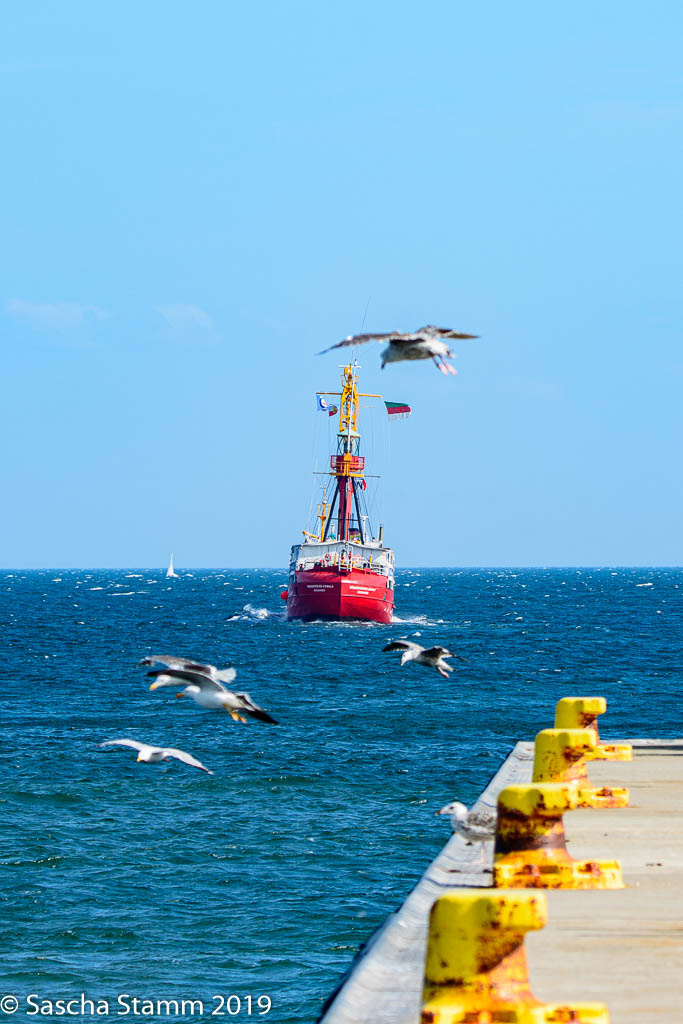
[
  {"left": 322, "top": 481, "right": 340, "bottom": 542},
  {"left": 305, "top": 404, "right": 323, "bottom": 538},
  {"left": 359, "top": 296, "right": 371, "bottom": 334},
  {"left": 352, "top": 478, "right": 366, "bottom": 544}
]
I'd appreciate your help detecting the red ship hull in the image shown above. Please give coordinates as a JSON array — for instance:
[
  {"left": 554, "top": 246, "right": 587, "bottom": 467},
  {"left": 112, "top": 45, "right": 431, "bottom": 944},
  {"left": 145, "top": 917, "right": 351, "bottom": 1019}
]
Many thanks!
[{"left": 286, "top": 567, "right": 394, "bottom": 623}]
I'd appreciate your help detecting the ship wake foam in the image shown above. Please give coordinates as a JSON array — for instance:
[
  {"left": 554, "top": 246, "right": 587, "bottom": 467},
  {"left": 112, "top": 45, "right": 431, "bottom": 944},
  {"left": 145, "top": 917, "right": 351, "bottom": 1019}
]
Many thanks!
[
  {"left": 391, "top": 613, "right": 445, "bottom": 626},
  {"left": 229, "top": 603, "right": 286, "bottom": 622}
]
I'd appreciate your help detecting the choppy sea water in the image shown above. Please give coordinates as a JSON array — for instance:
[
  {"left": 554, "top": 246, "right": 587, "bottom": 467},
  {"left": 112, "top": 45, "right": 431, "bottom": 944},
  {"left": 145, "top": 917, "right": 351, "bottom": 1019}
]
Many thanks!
[{"left": 1, "top": 568, "right": 681, "bottom": 1022}]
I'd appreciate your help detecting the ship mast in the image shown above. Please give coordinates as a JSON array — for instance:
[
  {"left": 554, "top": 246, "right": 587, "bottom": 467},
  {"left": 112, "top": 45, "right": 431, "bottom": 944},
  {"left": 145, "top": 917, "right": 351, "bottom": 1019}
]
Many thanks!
[{"left": 317, "top": 361, "right": 380, "bottom": 546}]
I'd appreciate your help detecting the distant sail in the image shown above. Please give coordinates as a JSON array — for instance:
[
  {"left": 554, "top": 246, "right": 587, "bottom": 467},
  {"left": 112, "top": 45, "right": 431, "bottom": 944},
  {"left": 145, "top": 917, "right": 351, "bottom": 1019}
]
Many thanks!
[{"left": 166, "top": 552, "right": 179, "bottom": 578}]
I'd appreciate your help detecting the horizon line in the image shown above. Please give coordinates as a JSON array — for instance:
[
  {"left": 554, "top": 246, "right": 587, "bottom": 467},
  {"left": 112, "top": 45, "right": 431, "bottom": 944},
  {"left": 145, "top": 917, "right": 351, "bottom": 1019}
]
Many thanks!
[{"left": 1, "top": 565, "right": 682, "bottom": 572}]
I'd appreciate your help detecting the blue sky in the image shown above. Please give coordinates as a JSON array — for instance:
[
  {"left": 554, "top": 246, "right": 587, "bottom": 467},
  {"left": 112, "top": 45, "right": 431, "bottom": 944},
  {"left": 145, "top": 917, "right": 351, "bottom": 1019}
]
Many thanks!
[{"left": 2, "top": 3, "right": 681, "bottom": 567}]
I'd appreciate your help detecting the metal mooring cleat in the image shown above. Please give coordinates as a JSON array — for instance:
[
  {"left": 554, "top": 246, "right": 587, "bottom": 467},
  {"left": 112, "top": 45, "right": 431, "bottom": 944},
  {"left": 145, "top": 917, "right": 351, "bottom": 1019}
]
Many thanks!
[
  {"left": 554, "top": 697, "right": 632, "bottom": 761},
  {"left": 532, "top": 729, "right": 629, "bottom": 808},
  {"left": 421, "top": 890, "right": 609, "bottom": 1023},
  {"left": 493, "top": 783, "right": 623, "bottom": 889}
]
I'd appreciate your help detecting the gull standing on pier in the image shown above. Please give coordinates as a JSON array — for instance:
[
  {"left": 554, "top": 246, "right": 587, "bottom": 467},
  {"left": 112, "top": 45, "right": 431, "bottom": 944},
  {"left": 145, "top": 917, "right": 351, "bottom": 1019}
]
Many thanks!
[
  {"left": 436, "top": 801, "right": 495, "bottom": 840},
  {"left": 319, "top": 325, "right": 478, "bottom": 375},
  {"left": 100, "top": 739, "right": 213, "bottom": 774},
  {"left": 436, "top": 801, "right": 496, "bottom": 866},
  {"left": 140, "top": 654, "right": 279, "bottom": 724},
  {"left": 382, "top": 640, "right": 467, "bottom": 678}
]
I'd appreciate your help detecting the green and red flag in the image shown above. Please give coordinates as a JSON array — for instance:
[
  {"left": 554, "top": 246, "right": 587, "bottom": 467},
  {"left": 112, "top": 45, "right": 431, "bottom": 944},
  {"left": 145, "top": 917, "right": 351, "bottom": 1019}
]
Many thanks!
[{"left": 384, "top": 400, "right": 411, "bottom": 420}]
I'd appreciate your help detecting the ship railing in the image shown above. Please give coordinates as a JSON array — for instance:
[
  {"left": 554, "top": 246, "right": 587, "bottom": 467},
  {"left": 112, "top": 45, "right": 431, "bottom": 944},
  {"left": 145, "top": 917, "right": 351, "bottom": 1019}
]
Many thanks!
[{"left": 295, "top": 554, "right": 391, "bottom": 575}]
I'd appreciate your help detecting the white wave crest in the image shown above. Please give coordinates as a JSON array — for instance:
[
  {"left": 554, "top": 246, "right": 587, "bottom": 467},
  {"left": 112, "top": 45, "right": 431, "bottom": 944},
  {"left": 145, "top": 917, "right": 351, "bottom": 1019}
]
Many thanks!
[
  {"left": 390, "top": 613, "right": 444, "bottom": 625},
  {"left": 243, "top": 603, "right": 272, "bottom": 620}
]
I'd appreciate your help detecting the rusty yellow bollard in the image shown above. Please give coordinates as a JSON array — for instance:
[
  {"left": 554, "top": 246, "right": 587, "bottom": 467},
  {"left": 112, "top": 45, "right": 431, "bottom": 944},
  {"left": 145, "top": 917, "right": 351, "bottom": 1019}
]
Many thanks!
[
  {"left": 493, "top": 783, "right": 623, "bottom": 889},
  {"left": 421, "top": 890, "right": 608, "bottom": 1023},
  {"left": 554, "top": 697, "right": 632, "bottom": 761},
  {"left": 532, "top": 729, "right": 628, "bottom": 808}
]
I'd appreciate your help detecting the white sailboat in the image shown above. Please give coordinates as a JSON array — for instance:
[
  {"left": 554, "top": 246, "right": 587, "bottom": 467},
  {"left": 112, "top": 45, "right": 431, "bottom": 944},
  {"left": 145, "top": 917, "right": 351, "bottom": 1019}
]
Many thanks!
[{"left": 166, "top": 552, "right": 179, "bottom": 578}]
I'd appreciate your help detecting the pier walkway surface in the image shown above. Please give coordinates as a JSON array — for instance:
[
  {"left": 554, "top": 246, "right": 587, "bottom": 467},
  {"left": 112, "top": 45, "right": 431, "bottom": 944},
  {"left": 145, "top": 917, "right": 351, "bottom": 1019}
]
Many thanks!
[{"left": 319, "top": 738, "right": 683, "bottom": 1024}]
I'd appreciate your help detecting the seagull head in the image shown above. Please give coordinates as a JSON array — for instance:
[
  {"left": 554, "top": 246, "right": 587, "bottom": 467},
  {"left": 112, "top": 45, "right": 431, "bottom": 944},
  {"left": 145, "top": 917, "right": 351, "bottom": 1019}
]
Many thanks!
[
  {"left": 149, "top": 672, "right": 174, "bottom": 691},
  {"left": 436, "top": 801, "right": 468, "bottom": 821}
]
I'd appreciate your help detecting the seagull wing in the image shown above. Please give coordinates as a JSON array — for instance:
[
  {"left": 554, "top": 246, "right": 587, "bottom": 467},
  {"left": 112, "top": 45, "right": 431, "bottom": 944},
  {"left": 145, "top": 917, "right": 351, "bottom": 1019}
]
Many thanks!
[
  {"left": 382, "top": 640, "right": 422, "bottom": 654},
  {"left": 318, "top": 331, "right": 400, "bottom": 354},
  {"left": 416, "top": 325, "right": 479, "bottom": 339},
  {"left": 138, "top": 654, "right": 219, "bottom": 675},
  {"left": 99, "top": 739, "right": 149, "bottom": 753},
  {"left": 422, "top": 646, "right": 469, "bottom": 662},
  {"left": 465, "top": 809, "right": 496, "bottom": 834},
  {"left": 147, "top": 668, "right": 227, "bottom": 692},
  {"left": 214, "top": 667, "right": 237, "bottom": 684},
  {"left": 234, "top": 692, "right": 279, "bottom": 724},
  {"left": 161, "top": 748, "right": 214, "bottom": 774}
]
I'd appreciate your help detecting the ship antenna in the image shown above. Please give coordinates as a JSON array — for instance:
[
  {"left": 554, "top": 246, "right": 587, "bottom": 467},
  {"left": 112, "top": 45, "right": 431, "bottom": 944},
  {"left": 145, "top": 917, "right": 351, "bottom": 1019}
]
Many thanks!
[
  {"left": 359, "top": 296, "right": 371, "bottom": 334},
  {"left": 350, "top": 298, "right": 371, "bottom": 366}
]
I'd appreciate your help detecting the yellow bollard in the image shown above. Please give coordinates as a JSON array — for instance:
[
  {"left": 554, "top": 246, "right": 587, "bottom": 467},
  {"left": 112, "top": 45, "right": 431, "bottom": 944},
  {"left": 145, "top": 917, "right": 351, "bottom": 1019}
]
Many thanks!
[
  {"left": 421, "top": 890, "right": 608, "bottom": 1023},
  {"left": 493, "top": 783, "right": 623, "bottom": 889},
  {"left": 554, "top": 697, "right": 632, "bottom": 761},
  {"left": 532, "top": 729, "right": 628, "bottom": 809}
]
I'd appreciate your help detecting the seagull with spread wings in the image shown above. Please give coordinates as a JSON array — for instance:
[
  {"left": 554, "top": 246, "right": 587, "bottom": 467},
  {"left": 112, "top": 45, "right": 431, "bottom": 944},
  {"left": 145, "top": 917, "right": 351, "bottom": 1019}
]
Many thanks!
[
  {"left": 100, "top": 739, "right": 213, "bottom": 774},
  {"left": 319, "top": 325, "right": 478, "bottom": 375},
  {"left": 139, "top": 654, "right": 278, "bottom": 724},
  {"left": 382, "top": 639, "right": 467, "bottom": 678}
]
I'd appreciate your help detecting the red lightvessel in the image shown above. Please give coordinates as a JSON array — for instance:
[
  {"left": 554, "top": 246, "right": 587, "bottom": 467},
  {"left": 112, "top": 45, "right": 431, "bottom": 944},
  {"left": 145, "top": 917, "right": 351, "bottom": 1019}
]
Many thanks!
[{"left": 284, "top": 361, "right": 395, "bottom": 623}]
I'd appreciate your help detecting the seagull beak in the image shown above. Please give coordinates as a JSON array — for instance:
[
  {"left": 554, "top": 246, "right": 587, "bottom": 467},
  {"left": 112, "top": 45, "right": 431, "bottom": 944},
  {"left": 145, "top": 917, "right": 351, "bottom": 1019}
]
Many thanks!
[
  {"left": 136, "top": 757, "right": 143, "bottom": 762},
  {"left": 149, "top": 682, "right": 161, "bottom": 691},
  {"left": 175, "top": 692, "right": 184, "bottom": 699},
  {"left": 435, "top": 809, "right": 445, "bottom": 816}
]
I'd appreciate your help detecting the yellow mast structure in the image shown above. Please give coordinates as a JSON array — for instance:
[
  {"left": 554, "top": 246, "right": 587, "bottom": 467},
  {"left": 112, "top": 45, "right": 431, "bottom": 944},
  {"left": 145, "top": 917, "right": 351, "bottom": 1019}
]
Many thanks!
[
  {"left": 317, "top": 360, "right": 381, "bottom": 471},
  {"left": 315, "top": 361, "right": 381, "bottom": 544}
]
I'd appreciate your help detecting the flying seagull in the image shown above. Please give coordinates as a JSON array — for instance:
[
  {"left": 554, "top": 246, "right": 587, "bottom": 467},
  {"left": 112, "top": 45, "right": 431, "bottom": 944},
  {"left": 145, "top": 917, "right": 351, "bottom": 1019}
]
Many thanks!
[
  {"left": 318, "top": 325, "right": 478, "bottom": 375},
  {"left": 100, "top": 739, "right": 213, "bottom": 774},
  {"left": 140, "top": 654, "right": 278, "bottom": 724},
  {"left": 382, "top": 640, "right": 467, "bottom": 678},
  {"left": 138, "top": 654, "right": 237, "bottom": 684}
]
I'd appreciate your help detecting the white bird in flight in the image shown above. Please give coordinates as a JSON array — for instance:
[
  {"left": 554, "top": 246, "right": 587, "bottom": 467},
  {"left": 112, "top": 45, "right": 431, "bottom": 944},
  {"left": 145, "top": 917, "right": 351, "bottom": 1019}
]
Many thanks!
[
  {"left": 382, "top": 640, "right": 467, "bottom": 678},
  {"left": 139, "top": 654, "right": 278, "bottom": 724},
  {"left": 319, "top": 325, "right": 478, "bottom": 375},
  {"left": 100, "top": 739, "right": 213, "bottom": 774}
]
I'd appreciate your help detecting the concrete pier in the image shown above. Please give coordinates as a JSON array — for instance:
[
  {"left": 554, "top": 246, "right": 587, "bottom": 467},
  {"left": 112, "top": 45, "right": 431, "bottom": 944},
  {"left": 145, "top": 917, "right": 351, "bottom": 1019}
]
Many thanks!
[
  {"left": 319, "top": 739, "right": 683, "bottom": 1024},
  {"left": 527, "top": 743, "right": 683, "bottom": 1023}
]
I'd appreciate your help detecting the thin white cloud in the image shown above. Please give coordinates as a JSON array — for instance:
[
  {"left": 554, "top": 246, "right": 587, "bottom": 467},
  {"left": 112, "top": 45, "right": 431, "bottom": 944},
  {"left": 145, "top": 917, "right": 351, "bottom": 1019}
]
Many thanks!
[
  {"left": 6, "top": 299, "right": 108, "bottom": 338},
  {"left": 157, "top": 304, "right": 214, "bottom": 334}
]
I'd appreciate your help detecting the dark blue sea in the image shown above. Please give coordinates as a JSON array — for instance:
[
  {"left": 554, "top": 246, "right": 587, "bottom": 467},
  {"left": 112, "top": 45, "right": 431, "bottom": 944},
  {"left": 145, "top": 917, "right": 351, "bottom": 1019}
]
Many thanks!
[{"left": 2, "top": 568, "right": 681, "bottom": 1022}]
